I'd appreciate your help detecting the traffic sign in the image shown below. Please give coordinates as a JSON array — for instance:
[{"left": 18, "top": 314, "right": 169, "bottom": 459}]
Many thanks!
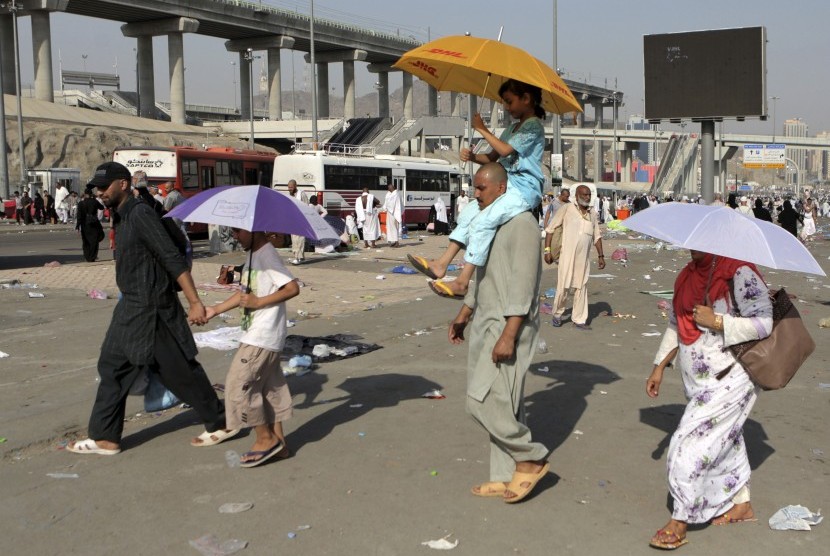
[{"left": 743, "top": 143, "right": 786, "bottom": 169}]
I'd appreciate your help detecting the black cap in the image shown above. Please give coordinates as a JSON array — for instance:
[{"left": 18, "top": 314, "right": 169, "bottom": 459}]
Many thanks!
[{"left": 88, "top": 162, "right": 131, "bottom": 190}]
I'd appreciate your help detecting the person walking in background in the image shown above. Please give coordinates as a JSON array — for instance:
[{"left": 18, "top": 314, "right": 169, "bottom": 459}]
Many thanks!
[
  {"left": 33, "top": 192, "right": 45, "bottom": 224},
  {"left": 67, "top": 190, "right": 78, "bottom": 222},
  {"left": 55, "top": 182, "right": 70, "bottom": 224},
  {"left": 448, "top": 163, "right": 549, "bottom": 503},
  {"left": 283, "top": 179, "right": 309, "bottom": 264},
  {"left": 44, "top": 191, "right": 57, "bottom": 224},
  {"left": 752, "top": 198, "right": 772, "bottom": 222},
  {"left": 454, "top": 188, "right": 470, "bottom": 224},
  {"left": 645, "top": 250, "right": 772, "bottom": 549},
  {"left": 13, "top": 191, "right": 23, "bottom": 225},
  {"left": 432, "top": 195, "right": 449, "bottom": 236},
  {"left": 382, "top": 182, "right": 402, "bottom": 247},
  {"left": 76, "top": 187, "right": 105, "bottom": 262},
  {"left": 355, "top": 186, "right": 380, "bottom": 248},
  {"left": 21, "top": 189, "right": 33, "bottom": 225},
  {"left": 204, "top": 227, "right": 300, "bottom": 467},
  {"left": 543, "top": 187, "right": 570, "bottom": 229},
  {"left": 736, "top": 196, "right": 753, "bottom": 217},
  {"left": 67, "top": 162, "right": 236, "bottom": 456},
  {"left": 777, "top": 200, "right": 801, "bottom": 237},
  {"left": 800, "top": 197, "right": 817, "bottom": 242},
  {"left": 544, "top": 184, "right": 605, "bottom": 330}
]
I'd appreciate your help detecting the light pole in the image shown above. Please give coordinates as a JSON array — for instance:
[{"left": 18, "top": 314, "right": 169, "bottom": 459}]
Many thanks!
[
  {"left": 309, "top": 0, "right": 319, "bottom": 145},
  {"left": 134, "top": 47, "right": 140, "bottom": 116},
  {"left": 373, "top": 81, "right": 383, "bottom": 116},
  {"left": 290, "top": 49, "right": 296, "bottom": 119},
  {"left": 244, "top": 48, "right": 256, "bottom": 148},
  {"left": 0, "top": 28, "right": 7, "bottom": 199},
  {"left": 9, "top": 1, "right": 25, "bottom": 189},
  {"left": 769, "top": 95, "right": 780, "bottom": 142},
  {"left": 230, "top": 60, "right": 237, "bottom": 113},
  {"left": 81, "top": 54, "right": 87, "bottom": 72}
]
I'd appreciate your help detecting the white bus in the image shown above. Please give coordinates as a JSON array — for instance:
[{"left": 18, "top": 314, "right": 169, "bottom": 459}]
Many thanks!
[{"left": 272, "top": 145, "right": 462, "bottom": 227}]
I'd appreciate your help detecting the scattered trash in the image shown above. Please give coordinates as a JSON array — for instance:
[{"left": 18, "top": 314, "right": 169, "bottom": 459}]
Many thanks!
[
  {"left": 611, "top": 248, "right": 628, "bottom": 261},
  {"left": 537, "top": 366, "right": 550, "bottom": 373},
  {"left": 819, "top": 383, "right": 830, "bottom": 390},
  {"left": 43, "top": 261, "right": 61, "bottom": 268},
  {"left": 537, "top": 339, "right": 548, "bottom": 354},
  {"left": 611, "top": 313, "right": 637, "bottom": 319},
  {"left": 430, "top": 470, "right": 439, "bottom": 476},
  {"left": 544, "top": 287, "right": 557, "bottom": 298},
  {"left": 225, "top": 450, "right": 241, "bottom": 468},
  {"left": 589, "top": 273, "right": 617, "bottom": 279},
  {"left": 642, "top": 332, "right": 662, "bottom": 337},
  {"left": 642, "top": 290, "right": 674, "bottom": 300},
  {"left": 446, "top": 263, "right": 463, "bottom": 271},
  {"left": 88, "top": 288, "right": 108, "bottom": 300},
  {"left": 391, "top": 265, "right": 418, "bottom": 275},
  {"left": 194, "top": 327, "right": 244, "bottom": 351},
  {"left": 414, "top": 329, "right": 431, "bottom": 336},
  {"left": 573, "top": 430, "right": 584, "bottom": 436},
  {"left": 287, "top": 532, "right": 297, "bottom": 539},
  {"left": 652, "top": 266, "right": 664, "bottom": 271},
  {"left": 421, "top": 537, "right": 458, "bottom": 550},
  {"left": 768, "top": 505, "right": 824, "bottom": 531},
  {"left": 286, "top": 319, "right": 296, "bottom": 328},
  {"left": 656, "top": 300, "right": 671, "bottom": 311},
  {"left": 297, "top": 525, "right": 311, "bottom": 531},
  {"left": 219, "top": 502, "right": 254, "bottom": 514},
  {"left": 364, "top": 303, "right": 384, "bottom": 311},
  {"left": 0, "top": 351, "right": 8, "bottom": 358},
  {"left": 540, "top": 302, "right": 553, "bottom": 315},
  {"left": 189, "top": 534, "right": 248, "bottom": 556},
  {"left": 46, "top": 473, "right": 79, "bottom": 479},
  {"left": 349, "top": 404, "right": 364, "bottom": 409},
  {"left": 811, "top": 448, "right": 825, "bottom": 458},
  {"left": 312, "top": 344, "right": 332, "bottom": 358},
  {"left": 422, "top": 390, "right": 446, "bottom": 400},
  {"left": 360, "top": 295, "right": 376, "bottom": 300},
  {"left": 819, "top": 318, "right": 830, "bottom": 328},
  {"left": 376, "top": 274, "right": 386, "bottom": 280},
  {"left": 27, "top": 292, "right": 45, "bottom": 298},
  {"left": 643, "top": 274, "right": 651, "bottom": 280},
  {"left": 600, "top": 390, "right": 608, "bottom": 395},
  {"left": 297, "top": 309, "right": 308, "bottom": 317},
  {"left": 358, "top": 432, "right": 366, "bottom": 437}
]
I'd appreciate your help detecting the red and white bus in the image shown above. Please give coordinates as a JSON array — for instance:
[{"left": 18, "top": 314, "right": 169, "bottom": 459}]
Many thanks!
[
  {"left": 113, "top": 146, "right": 275, "bottom": 232},
  {"left": 271, "top": 145, "right": 462, "bottom": 227}
]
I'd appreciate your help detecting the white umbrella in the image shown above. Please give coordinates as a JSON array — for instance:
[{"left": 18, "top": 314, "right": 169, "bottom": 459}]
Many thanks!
[{"left": 623, "top": 203, "right": 826, "bottom": 276}]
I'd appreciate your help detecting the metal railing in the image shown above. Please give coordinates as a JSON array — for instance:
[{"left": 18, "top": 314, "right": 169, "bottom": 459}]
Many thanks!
[
  {"left": 214, "top": 1, "right": 422, "bottom": 45},
  {"left": 294, "top": 142, "right": 377, "bottom": 156}
]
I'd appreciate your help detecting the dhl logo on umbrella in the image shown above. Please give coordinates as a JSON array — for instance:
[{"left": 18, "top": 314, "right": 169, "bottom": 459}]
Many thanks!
[
  {"left": 410, "top": 60, "right": 438, "bottom": 77},
  {"left": 425, "top": 48, "right": 467, "bottom": 58}
]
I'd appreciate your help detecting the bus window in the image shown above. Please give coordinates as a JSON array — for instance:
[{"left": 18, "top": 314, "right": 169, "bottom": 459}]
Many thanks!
[
  {"left": 181, "top": 159, "right": 199, "bottom": 190},
  {"left": 259, "top": 163, "right": 273, "bottom": 187},
  {"left": 229, "top": 161, "right": 244, "bottom": 185},
  {"left": 244, "top": 167, "right": 258, "bottom": 185},
  {"left": 201, "top": 166, "right": 215, "bottom": 190},
  {"left": 216, "top": 160, "right": 243, "bottom": 186}
]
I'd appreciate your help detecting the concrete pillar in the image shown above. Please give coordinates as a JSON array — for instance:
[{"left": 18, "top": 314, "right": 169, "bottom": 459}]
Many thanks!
[
  {"left": 343, "top": 59, "right": 355, "bottom": 120},
  {"left": 239, "top": 51, "right": 251, "bottom": 120},
  {"left": 451, "top": 92, "right": 460, "bottom": 116},
  {"left": 316, "top": 62, "right": 329, "bottom": 118},
  {"left": 574, "top": 102, "right": 585, "bottom": 181},
  {"left": 377, "top": 71, "right": 389, "bottom": 118},
  {"left": 427, "top": 86, "right": 438, "bottom": 116},
  {"left": 267, "top": 47, "right": 282, "bottom": 120},
  {"left": 31, "top": 11, "right": 53, "bottom": 102},
  {"left": 402, "top": 72, "right": 413, "bottom": 119},
  {"left": 137, "top": 35, "right": 155, "bottom": 118},
  {"left": 593, "top": 100, "right": 603, "bottom": 183},
  {"left": 621, "top": 145, "right": 632, "bottom": 182},
  {"left": 167, "top": 32, "right": 186, "bottom": 124},
  {"left": 0, "top": 15, "right": 16, "bottom": 95}
]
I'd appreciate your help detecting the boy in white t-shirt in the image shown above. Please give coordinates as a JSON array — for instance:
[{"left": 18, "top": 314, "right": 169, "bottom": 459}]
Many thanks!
[{"left": 205, "top": 228, "right": 300, "bottom": 467}]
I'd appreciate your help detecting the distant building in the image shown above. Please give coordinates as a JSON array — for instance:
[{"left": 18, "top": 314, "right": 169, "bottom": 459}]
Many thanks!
[
  {"left": 815, "top": 131, "right": 830, "bottom": 181},
  {"left": 626, "top": 115, "right": 657, "bottom": 164},
  {"left": 783, "top": 118, "right": 808, "bottom": 183}
]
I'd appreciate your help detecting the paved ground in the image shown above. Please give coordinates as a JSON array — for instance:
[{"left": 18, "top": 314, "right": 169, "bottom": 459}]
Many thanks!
[{"left": 0, "top": 224, "right": 827, "bottom": 555}]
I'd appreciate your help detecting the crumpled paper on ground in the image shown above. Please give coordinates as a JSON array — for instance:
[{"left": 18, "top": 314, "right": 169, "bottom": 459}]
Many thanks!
[
  {"left": 421, "top": 538, "right": 458, "bottom": 550},
  {"left": 189, "top": 534, "right": 248, "bottom": 556},
  {"left": 193, "top": 326, "right": 244, "bottom": 351},
  {"left": 768, "top": 505, "right": 823, "bottom": 531}
]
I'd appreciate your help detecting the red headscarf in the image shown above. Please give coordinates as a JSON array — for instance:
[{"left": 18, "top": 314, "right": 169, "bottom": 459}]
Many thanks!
[{"left": 672, "top": 253, "right": 760, "bottom": 345}]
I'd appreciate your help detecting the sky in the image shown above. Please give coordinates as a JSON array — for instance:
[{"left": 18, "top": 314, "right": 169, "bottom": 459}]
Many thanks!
[{"left": 11, "top": 0, "right": 830, "bottom": 135}]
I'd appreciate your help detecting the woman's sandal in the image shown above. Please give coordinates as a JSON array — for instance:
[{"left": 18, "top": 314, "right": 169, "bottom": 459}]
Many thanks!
[
  {"left": 471, "top": 482, "right": 507, "bottom": 498},
  {"left": 649, "top": 529, "right": 688, "bottom": 550},
  {"left": 711, "top": 513, "right": 758, "bottom": 526}
]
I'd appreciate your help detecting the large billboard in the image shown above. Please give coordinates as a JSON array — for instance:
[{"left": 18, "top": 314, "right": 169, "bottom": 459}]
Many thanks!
[{"left": 644, "top": 27, "right": 766, "bottom": 121}]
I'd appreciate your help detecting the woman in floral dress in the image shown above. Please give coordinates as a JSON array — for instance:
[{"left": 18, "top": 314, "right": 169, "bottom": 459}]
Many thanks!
[{"left": 645, "top": 250, "right": 773, "bottom": 550}]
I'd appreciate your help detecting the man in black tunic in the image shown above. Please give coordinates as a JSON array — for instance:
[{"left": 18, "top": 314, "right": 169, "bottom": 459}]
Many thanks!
[
  {"left": 68, "top": 162, "right": 236, "bottom": 455},
  {"left": 75, "top": 188, "right": 104, "bottom": 262}
]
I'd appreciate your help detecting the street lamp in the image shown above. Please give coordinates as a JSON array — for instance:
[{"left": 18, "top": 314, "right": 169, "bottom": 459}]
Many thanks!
[
  {"left": 243, "top": 48, "right": 259, "bottom": 149},
  {"left": 81, "top": 54, "right": 88, "bottom": 72},
  {"left": 769, "top": 95, "right": 780, "bottom": 142},
  {"left": 6, "top": 0, "right": 25, "bottom": 189},
  {"left": 604, "top": 92, "right": 620, "bottom": 186},
  {"left": 230, "top": 60, "right": 237, "bottom": 113},
  {"left": 373, "top": 80, "right": 383, "bottom": 116}
]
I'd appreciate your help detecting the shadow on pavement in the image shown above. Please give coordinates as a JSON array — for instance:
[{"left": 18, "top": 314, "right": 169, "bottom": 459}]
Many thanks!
[{"left": 286, "top": 373, "right": 443, "bottom": 454}]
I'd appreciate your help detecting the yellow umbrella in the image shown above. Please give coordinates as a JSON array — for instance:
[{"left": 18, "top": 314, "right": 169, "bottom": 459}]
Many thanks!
[{"left": 393, "top": 35, "right": 582, "bottom": 115}]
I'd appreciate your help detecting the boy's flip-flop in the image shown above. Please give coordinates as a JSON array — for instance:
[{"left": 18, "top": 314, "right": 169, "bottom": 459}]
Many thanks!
[
  {"left": 66, "top": 438, "right": 121, "bottom": 456},
  {"left": 190, "top": 428, "right": 241, "bottom": 447},
  {"left": 503, "top": 462, "right": 550, "bottom": 504},
  {"left": 407, "top": 254, "right": 438, "bottom": 280},
  {"left": 239, "top": 441, "right": 285, "bottom": 468},
  {"left": 428, "top": 280, "right": 465, "bottom": 300}
]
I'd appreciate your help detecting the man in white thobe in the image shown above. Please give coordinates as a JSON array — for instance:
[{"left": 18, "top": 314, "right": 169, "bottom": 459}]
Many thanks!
[
  {"left": 54, "top": 183, "right": 70, "bottom": 224},
  {"left": 455, "top": 189, "right": 470, "bottom": 224},
  {"left": 355, "top": 187, "right": 380, "bottom": 248},
  {"left": 382, "top": 183, "right": 402, "bottom": 247},
  {"left": 544, "top": 185, "right": 605, "bottom": 330},
  {"left": 736, "top": 196, "right": 754, "bottom": 217},
  {"left": 284, "top": 179, "right": 309, "bottom": 264}
]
